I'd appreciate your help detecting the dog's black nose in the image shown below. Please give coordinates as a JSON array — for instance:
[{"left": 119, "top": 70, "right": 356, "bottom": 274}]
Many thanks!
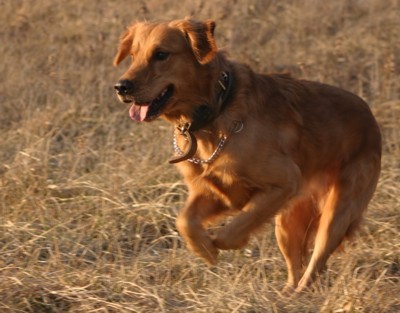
[{"left": 114, "top": 80, "right": 134, "bottom": 95}]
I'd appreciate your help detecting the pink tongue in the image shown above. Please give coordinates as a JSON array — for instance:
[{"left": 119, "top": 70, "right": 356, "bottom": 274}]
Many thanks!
[{"left": 129, "top": 103, "right": 149, "bottom": 121}]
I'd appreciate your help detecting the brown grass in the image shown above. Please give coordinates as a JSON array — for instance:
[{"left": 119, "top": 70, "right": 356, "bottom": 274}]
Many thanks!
[{"left": 0, "top": 0, "right": 399, "bottom": 312}]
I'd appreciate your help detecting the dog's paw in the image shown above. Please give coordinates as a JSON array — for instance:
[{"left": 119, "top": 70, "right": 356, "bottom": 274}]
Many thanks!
[
  {"left": 212, "top": 230, "right": 249, "bottom": 250},
  {"left": 280, "top": 284, "right": 296, "bottom": 296},
  {"left": 186, "top": 235, "right": 219, "bottom": 265},
  {"left": 204, "top": 246, "right": 219, "bottom": 265},
  {"left": 193, "top": 243, "right": 219, "bottom": 265}
]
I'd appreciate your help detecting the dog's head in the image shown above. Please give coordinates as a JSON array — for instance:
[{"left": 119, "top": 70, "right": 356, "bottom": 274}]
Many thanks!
[{"left": 113, "top": 19, "right": 218, "bottom": 122}]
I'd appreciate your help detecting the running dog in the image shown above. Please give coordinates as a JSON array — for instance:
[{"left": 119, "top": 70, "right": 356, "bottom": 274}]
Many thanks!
[{"left": 113, "top": 19, "right": 381, "bottom": 292}]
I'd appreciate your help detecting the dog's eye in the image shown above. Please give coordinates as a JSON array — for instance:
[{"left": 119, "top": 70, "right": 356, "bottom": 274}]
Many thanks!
[{"left": 153, "top": 51, "right": 169, "bottom": 61}]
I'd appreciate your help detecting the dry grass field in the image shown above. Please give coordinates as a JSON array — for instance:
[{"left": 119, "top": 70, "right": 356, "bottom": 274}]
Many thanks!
[{"left": 1, "top": 0, "right": 399, "bottom": 312}]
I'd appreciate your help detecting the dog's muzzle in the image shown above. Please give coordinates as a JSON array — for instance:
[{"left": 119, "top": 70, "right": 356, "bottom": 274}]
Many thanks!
[{"left": 114, "top": 79, "right": 134, "bottom": 96}]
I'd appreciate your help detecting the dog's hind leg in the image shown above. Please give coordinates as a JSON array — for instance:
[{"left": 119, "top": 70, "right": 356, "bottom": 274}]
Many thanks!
[
  {"left": 275, "top": 198, "right": 318, "bottom": 292},
  {"left": 296, "top": 155, "right": 380, "bottom": 292}
]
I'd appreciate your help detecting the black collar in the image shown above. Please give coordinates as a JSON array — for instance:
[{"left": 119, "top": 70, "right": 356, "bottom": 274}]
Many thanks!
[
  {"left": 188, "top": 71, "right": 234, "bottom": 132},
  {"left": 169, "top": 71, "right": 234, "bottom": 164}
]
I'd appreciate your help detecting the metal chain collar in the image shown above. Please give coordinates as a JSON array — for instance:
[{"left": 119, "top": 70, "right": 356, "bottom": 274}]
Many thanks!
[
  {"left": 172, "top": 120, "right": 243, "bottom": 165},
  {"left": 173, "top": 133, "right": 227, "bottom": 164}
]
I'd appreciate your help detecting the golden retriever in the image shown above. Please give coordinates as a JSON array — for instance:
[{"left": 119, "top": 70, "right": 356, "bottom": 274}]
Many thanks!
[{"left": 113, "top": 19, "right": 381, "bottom": 292}]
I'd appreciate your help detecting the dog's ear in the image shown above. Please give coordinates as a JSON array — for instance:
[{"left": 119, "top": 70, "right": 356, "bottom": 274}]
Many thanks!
[
  {"left": 113, "top": 26, "right": 135, "bottom": 66},
  {"left": 174, "top": 19, "right": 217, "bottom": 64}
]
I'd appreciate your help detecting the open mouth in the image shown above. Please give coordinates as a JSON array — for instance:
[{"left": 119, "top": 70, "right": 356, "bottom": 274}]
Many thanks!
[{"left": 128, "top": 85, "right": 173, "bottom": 122}]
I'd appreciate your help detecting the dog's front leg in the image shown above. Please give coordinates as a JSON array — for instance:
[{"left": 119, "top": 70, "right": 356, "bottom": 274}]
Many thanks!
[
  {"left": 213, "top": 186, "right": 297, "bottom": 250},
  {"left": 214, "top": 160, "right": 301, "bottom": 250},
  {"left": 176, "top": 194, "right": 223, "bottom": 265}
]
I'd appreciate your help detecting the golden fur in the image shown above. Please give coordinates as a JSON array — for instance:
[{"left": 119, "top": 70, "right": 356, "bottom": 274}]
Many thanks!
[{"left": 113, "top": 19, "right": 382, "bottom": 292}]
